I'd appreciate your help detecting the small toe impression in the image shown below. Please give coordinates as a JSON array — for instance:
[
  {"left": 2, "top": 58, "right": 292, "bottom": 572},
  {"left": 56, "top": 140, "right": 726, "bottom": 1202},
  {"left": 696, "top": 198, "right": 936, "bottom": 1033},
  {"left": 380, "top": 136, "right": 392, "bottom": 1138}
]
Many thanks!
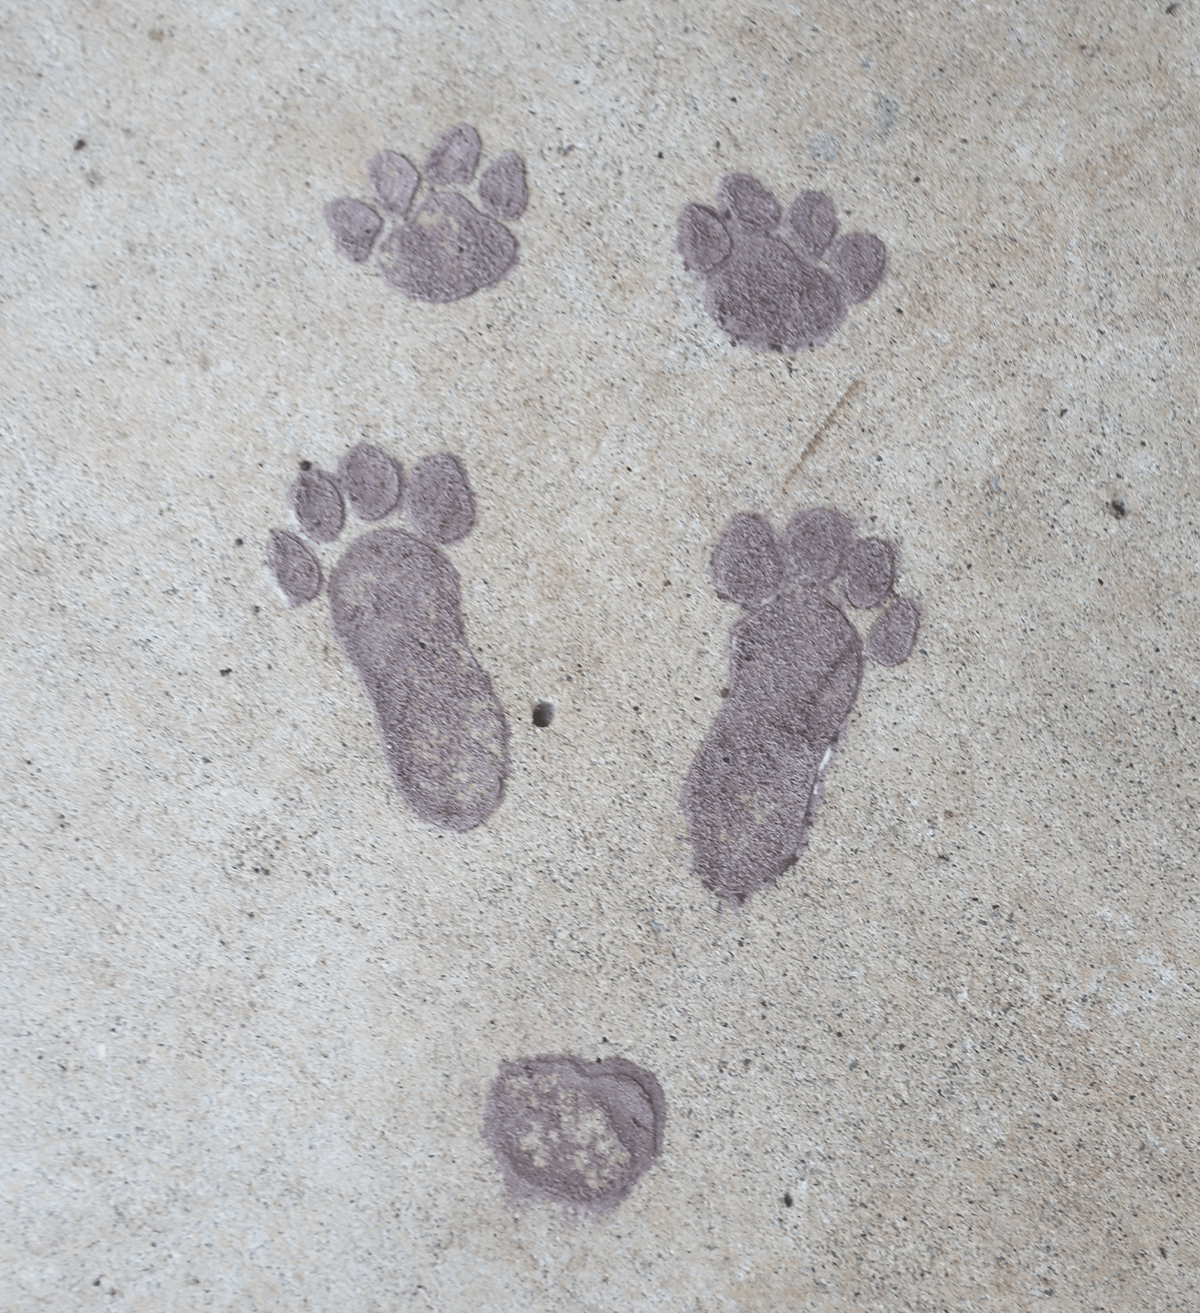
[
  {"left": 711, "top": 513, "right": 783, "bottom": 606},
  {"left": 867, "top": 598, "right": 920, "bottom": 666},
  {"left": 267, "top": 528, "right": 322, "bottom": 606},
  {"left": 676, "top": 203, "right": 731, "bottom": 274},
  {"left": 406, "top": 452, "right": 476, "bottom": 544},
  {"left": 425, "top": 124, "right": 481, "bottom": 186},
  {"left": 337, "top": 443, "right": 403, "bottom": 521},
  {"left": 324, "top": 198, "right": 383, "bottom": 263},
  {"left": 478, "top": 151, "right": 528, "bottom": 221},
  {"left": 289, "top": 467, "right": 345, "bottom": 543},
  {"left": 716, "top": 174, "right": 781, "bottom": 231},
  {"left": 845, "top": 537, "right": 896, "bottom": 608},
  {"left": 368, "top": 150, "right": 419, "bottom": 217},
  {"left": 780, "top": 507, "right": 853, "bottom": 585},
  {"left": 786, "top": 191, "right": 838, "bottom": 261},
  {"left": 826, "top": 233, "right": 886, "bottom": 303}
]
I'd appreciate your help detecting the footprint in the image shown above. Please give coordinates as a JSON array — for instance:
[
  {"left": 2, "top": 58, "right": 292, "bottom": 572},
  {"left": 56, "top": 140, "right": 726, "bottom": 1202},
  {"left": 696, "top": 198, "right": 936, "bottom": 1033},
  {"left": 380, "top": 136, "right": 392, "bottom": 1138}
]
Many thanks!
[
  {"left": 266, "top": 445, "right": 509, "bottom": 832},
  {"left": 676, "top": 175, "right": 886, "bottom": 353},
  {"left": 324, "top": 125, "right": 527, "bottom": 303},
  {"left": 681, "top": 508, "right": 919, "bottom": 907},
  {"left": 483, "top": 1054, "right": 665, "bottom": 1214}
]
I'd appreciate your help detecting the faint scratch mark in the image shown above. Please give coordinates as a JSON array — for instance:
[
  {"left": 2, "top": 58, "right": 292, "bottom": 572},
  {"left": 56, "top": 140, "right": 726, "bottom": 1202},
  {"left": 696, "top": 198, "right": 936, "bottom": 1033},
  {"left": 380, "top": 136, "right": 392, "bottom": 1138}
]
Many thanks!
[{"left": 784, "top": 378, "right": 864, "bottom": 493}]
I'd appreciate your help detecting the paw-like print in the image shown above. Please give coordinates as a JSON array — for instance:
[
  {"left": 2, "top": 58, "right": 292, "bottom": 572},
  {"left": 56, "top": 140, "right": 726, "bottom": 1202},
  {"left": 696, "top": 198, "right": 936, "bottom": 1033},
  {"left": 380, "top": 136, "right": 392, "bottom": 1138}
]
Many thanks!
[
  {"left": 325, "top": 125, "right": 527, "bottom": 303},
  {"left": 267, "top": 444, "right": 509, "bottom": 832},
  {"left": 676, "top": 175, "right": 885, "bottom": 353},
  {"left": 483, "top": 1054, "right": 665, "bottom": 1215},
  {"left": 681, "top": 507, "right": 919, "bottom": 907}
]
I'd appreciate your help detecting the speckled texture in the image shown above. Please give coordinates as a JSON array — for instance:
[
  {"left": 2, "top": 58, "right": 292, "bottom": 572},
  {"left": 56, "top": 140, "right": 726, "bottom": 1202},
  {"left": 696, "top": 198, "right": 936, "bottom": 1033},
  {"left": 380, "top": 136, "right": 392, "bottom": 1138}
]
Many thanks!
[
  {"left": 483, "top": 1053, "right": 666, "bottom": 1213},
  {"left": 478, "top": 151, "right": 529, "bottom": 222},
  {"left": 329, "top": 527, "right": 509, "bottom": 832},
  {"left": 267, "top": 528, "right": 322, "bottom": 607},
  {"left": 682, "top": 510, "right": 918, "bottom": 908},
  {"left": 3, "top": 2, "right": 1199, "bottom": 1310},
  {"left": 368, "top": 150, "right": 419, "bottom": 218},
  {"left": 324, "top": 196, "right": 384, "bottom": 263},
  {"left": 677, "top": 176, "right": 885, "bottom": 354},
  {"left": 288, "top": 467, "right": 345, "bottom": 542},
  {"left": 337, "top": 443, "right": 403, "bottom": 522},
  {"left": 327, "top": 126, "right": 525, "bottom": 303}
]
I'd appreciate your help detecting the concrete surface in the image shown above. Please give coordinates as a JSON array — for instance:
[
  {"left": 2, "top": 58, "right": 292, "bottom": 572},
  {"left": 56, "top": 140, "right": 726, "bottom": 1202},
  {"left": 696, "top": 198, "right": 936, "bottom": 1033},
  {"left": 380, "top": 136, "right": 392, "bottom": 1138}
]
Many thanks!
[{"left": 3, "top": 1, "right": 1198, "bottom": 1308}]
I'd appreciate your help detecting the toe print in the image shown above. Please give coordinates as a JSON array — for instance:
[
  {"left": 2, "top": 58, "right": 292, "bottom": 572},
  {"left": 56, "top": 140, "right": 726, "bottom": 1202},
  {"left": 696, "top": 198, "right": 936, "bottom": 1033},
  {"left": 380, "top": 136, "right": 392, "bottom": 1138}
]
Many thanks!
[
  {"left": 368, "top": 151, "right": 419, "bottom": 218},
  {"left": 324, "top": 199, "right": 383, "bottom": 264},
  {"left": 266, "top": 445, "right": 509, "bottom": 832},
  {"left": 324, "top": 125, "right": 526, "bottom": 304},
  {"left": 336, "top": 443, "right": 402, "bottom": 521},
  {"left": 477, "top": 152, "right": 528, "bottom": 221},
  {"left": 423, "top": 124, "right": 481, "bottom": 186},
  {"left": 266, "top": 530, "right": 321, "bottom": 607},
  {"left": 681, "top": 508, "right": 919, "bottom": 908},
  {"left": 288, "top": 466, "right": 344, "bottom": 542},
  {"left": 483, "top": 1054, "right": 665, "bottom": 1215},
  {"left": 676, "top": 175, "right": 885, "bottom": 353}
]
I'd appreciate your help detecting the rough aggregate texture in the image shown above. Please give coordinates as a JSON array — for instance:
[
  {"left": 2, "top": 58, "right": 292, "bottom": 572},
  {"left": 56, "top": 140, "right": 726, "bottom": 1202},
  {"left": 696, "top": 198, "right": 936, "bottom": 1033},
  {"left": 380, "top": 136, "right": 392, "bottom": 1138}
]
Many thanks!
[
  {"left": 271, "top": 446, "right": 507, "bottom": 832},
  {"left": 324, "top": 197, "right": 383, "bottom": 263},
  {"left": 288, "top": 467, "right": 345, "bottom": 542},
  {"left": 478, "top": 152, "right": 528, "bottom": 221},
  {"left": 267, "top": 528, "right": 322, "bottom": 606},
  {"left": 378, "top": 192, "right": 519, "bottom": 303},
  {"left": 425, "top": 124, "right": 482, "bottom": 187},
  {"left": 329, "top": 528, "right": 508, "bottom": 831},
  {"left": 483, "top": 1053, "right": 665, "bottom": 1213},
  {"left": 4, "top": 2, "right": 1199, "bottom": 1309},
  {"left": 678, "top": 175, "right": 884, "bottom": 353},
  {"left": 337, "top": 443, "right": 403, "bottom": 522},
  {"left": 368, "top": 150, "right": 419, "bottom": 217},
  {"left": 682, "top": 509, "right": 917, "bottom": 906},
  {"left": 405, "top": 452, "right": 477, "bottom": 544},
  {"left": 326, "top": 127, "right": 525, "bottom": 304}
]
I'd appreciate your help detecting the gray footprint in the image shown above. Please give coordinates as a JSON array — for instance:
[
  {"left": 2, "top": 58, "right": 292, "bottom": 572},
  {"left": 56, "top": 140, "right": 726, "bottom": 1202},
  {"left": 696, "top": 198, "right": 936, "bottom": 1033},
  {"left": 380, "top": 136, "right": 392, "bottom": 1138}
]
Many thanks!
[
  {"left": 677, "top": 175, "right": 885, "bottom": 353},
  {"left": 325, "top": 125, "right": 527, "bottom": 303},
  {"left": 267, "top": 446, "right": 509, "bottom": 831},
  {"left": 681, "top": 508, "right": 920, "bottom": 907},
  {"left": 483, "top": 1053, "right": 665, "bottom": 1215}
]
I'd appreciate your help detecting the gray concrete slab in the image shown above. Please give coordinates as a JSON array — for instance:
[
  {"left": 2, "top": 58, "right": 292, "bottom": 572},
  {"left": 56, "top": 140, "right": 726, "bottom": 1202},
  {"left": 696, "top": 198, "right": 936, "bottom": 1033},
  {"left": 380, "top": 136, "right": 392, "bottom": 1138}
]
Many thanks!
[{"left": 3, "top": 2, "right": 1197, "bottom": 1308}]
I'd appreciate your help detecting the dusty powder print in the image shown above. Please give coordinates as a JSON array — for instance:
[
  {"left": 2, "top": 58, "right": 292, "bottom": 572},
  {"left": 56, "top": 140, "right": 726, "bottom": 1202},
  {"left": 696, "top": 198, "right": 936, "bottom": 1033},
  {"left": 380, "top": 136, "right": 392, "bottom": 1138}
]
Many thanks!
[
  {"left": 267, "top": 446, "right": 509, "bottom": 832},
  {"left": 325, "top": 125, "right": 526, "bottom": 303},
  {"left": 676, "top": 176, "right": 885, "bottom": 352},
  {"left": 484, "top": 1054, "right": 665, "bottom": 1214},
  {"left": 682, "top": 508, "right": 919, "bottom": 907}
]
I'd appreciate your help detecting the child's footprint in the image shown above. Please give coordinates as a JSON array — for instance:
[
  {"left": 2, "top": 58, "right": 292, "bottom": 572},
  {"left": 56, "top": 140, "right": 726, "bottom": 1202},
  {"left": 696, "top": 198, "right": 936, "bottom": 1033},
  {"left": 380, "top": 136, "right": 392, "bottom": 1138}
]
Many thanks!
[
  {"left": 267, "top": 445, "right": 509, "bottom": 831},
  {"left": 324, "top": 125, "right": 527, "bottom": 303},
  {"left": 681, "top": 508, "right": 919, "bottom": 907},
  {"left": 483, "top": 1053, "right": 665, "bottom": 1214},
  {"left": 676, "top": 175, "right": 885, "bottom": 353}
]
